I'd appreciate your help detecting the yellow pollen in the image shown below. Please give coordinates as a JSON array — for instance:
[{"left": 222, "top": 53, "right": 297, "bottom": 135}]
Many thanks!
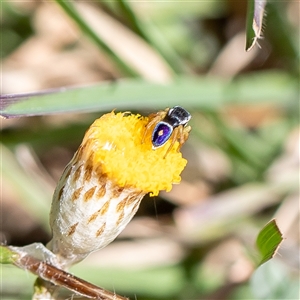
[{"left": 81, "top": 111, "right": 188, "bottom": 196}]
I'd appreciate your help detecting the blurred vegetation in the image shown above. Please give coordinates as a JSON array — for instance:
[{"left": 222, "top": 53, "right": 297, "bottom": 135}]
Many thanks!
[{"left": 0, "top": 1, "right": 299, "bottom": 300}]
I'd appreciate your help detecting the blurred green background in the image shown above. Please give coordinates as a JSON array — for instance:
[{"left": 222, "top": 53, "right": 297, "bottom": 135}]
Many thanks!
[{"left": 1, "top": 1, "right": 299, "bottom": 299}]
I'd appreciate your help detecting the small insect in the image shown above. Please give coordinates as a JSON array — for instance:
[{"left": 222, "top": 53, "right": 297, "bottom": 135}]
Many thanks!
[{"left": 143, "top": 106, "right": 191, "bottom": 157}]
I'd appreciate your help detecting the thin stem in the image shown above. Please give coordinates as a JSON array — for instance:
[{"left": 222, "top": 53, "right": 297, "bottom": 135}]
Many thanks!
[{"left": 6, "top": 246, "right": 128, "bottom": 300}]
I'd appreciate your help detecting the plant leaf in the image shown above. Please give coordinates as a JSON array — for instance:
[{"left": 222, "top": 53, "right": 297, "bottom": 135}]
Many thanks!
[
  {"left": 256, "top": 219, "right": 283, "bottom": 266},
  {"left": 246, "top": 0, "right": 267, "bottom": 51},
  {"left": 0, "top": 246, "right": 19, "bottom": 264}
]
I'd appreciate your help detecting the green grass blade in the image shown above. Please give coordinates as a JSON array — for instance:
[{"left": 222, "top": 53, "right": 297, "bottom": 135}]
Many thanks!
[
  {"left": 265, "top": 2, "right": 299, "bottom": 74},
  {"left": 246, "top": 0, "right": 267, "bottom": 51},
  {"left": 113, "top": 0, "right": 187, "bottom": 74},
  {"left": 115, "top": 0, "right": 149, "bottom": 41},
  {"left": 256, "top": 219, "right": 283, "bottom": 266},
  {"left": 0, "top": 78, "right": 224, "bottom": 117},
  {"left": 0, "top": 144, "right": 50, "bottom": 231},
  {"left": 1, "top": 72, "right": 297, "bottom": 118},
  {"left": 54, "top": 0, "right": 138, "bottom": 77},
  {"left": 206, "top": 112, "right": 264, "bottom": 168}
]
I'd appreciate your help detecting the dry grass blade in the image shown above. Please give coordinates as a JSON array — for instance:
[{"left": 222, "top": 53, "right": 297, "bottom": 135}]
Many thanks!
[
  {"left": 75, "top": 2, "right": 173, "bottom": 83},
  {"left": 55, "top": 0, "right": 138, "bottom": 78}
]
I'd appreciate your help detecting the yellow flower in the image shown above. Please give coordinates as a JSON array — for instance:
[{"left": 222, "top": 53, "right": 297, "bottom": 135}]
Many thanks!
[
  {"left": 85, "top": 111, "right": 187, "bottom": 196},
  {"left": 48, "top": 110, "right": 190, "bottom": 268}
]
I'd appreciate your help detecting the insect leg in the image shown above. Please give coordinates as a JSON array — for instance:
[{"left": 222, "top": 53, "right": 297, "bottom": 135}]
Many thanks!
[
  {"left": 141, "top": 110, "right": 168, "bottom": 144},
  {"left": 163, "top": 126, "right": 179, "bottom": 158}
]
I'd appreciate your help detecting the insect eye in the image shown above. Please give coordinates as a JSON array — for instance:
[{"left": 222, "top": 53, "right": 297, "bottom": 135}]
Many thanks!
[{"left": 152, "top": 123, "right": 173, "bottom": 148}]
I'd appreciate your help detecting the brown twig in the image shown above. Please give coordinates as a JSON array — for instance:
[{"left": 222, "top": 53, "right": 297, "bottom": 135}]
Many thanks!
[{"left": 11, "top": 250, "right": 129, "bottom": 300}]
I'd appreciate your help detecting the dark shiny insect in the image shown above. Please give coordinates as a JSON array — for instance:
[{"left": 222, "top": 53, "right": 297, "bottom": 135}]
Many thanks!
[{"left": 142, "top": 106, "right": 191, "bottom": 157}]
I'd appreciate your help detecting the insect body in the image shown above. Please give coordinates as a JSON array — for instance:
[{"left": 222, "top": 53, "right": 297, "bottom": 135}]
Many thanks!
[{"left": 143, "top": 106, "right": 191, "bottom": 157}]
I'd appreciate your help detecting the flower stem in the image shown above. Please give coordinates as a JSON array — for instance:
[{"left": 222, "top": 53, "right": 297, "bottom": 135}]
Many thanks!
[{"left": 4, "top": 245, "right": 128, "bottom": 300}]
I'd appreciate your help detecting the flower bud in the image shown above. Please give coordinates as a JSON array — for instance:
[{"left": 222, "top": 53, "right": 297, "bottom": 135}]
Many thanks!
[{"left": 47, "top": 110, "right": 190, "bottom": 268}]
